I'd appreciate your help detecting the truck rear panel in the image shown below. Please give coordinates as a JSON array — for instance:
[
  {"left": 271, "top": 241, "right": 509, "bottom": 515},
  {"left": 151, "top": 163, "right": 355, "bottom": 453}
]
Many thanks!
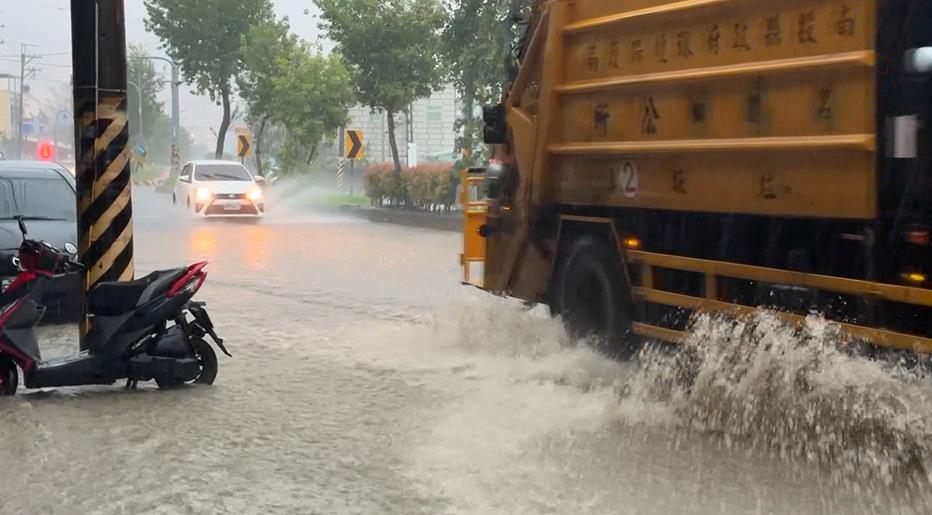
[{"left": 554, "top": 0, "right": 877, "bottom": 218}]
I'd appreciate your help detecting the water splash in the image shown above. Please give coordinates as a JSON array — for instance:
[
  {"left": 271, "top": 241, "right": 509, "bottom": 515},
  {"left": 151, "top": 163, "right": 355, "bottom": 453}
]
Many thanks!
[
  {"left": 397, "top": 297, "right": 932, "bottom": 512},
  {"left": 620, "top": 312, "right": 932, "bottom": 486}
]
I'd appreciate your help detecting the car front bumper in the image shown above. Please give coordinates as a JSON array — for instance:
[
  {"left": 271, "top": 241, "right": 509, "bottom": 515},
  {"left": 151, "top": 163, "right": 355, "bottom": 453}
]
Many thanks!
[{"left": 194, "top": 196, "right": 265, "bottom": 217}]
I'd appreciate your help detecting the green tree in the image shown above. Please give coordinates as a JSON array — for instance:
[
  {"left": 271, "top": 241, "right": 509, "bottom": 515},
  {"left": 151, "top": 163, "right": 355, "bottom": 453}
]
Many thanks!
[
  {"left": 315, "top": 0, "right": 446, "bottom": 173},
  {"left": 269, "top": 49, "right": 354, "bottom": 172},
  {"left": 238, "top": 17, "right": 299, "bottom": 176},
  {"left": 442, "top": 0, "right": 510, "bottom": 165},
  {"left": 144, "top": 0, "right": 273, "bottom": 158}
]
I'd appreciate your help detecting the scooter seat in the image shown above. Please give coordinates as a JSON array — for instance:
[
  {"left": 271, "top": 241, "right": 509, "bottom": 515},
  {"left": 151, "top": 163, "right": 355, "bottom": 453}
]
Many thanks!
[{"left": 89, "top": 268, "right": 187, "bottom": 317}]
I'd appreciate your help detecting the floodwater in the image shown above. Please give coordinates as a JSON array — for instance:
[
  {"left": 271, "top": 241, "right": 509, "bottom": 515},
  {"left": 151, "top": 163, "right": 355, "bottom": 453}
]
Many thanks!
[{"left": 1, "top": 187, "right": 931, "bottom": 514}]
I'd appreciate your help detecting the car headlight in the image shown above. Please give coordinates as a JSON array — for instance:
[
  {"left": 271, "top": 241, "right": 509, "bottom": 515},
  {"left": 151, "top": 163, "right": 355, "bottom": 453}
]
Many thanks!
[
  {"left": 246, "top": 188, "right": 263, "bottom": 201},
  {"left": 195, "top": 187, "right": 212, "bottom": 202}
]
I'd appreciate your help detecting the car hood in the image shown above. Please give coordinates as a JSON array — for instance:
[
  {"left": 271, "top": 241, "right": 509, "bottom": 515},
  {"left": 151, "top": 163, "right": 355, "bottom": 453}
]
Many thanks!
[
  {"left": 198, "top": 181, "right": 256, "bottom": 195},
  {"left": 0, "top": 219, "right": 76, "bottom": 248},
  {"left": 0, "top": 219, "right": 76, "bottom": 276}
]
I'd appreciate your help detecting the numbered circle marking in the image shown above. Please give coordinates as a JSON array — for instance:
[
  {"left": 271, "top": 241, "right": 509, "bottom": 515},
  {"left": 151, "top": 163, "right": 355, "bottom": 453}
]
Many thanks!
[{"left": 617, "top": 161, "right": 639, "bottom": 199}]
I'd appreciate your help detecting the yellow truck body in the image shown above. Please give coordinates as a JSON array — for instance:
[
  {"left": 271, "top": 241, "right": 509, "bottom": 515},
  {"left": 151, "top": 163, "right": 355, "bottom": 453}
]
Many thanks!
[{"left": 467, "top": 0, "right": 932, "bottom": 353}]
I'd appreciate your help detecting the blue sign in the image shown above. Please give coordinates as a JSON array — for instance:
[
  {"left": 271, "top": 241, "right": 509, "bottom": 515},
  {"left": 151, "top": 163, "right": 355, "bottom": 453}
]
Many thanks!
[{"left": 55, "top": 110, "right": 72, "bottom": 125}]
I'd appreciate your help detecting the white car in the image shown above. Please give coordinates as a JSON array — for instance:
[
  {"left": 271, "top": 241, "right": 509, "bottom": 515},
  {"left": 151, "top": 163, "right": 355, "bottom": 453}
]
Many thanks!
[{"left": 173, "top": 160, "right": 265, "bottom": 218}]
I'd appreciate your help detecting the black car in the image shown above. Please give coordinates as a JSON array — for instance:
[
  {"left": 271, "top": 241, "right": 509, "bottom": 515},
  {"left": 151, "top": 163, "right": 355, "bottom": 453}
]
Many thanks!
[{"left": 0, "top": 161, "right": 80, "bottom": 320}]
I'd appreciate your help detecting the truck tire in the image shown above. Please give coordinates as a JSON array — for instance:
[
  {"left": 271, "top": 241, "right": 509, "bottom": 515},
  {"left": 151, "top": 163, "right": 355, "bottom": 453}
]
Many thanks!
[{"left": 552, "top": 235, "right": 639, "bottom": 359}]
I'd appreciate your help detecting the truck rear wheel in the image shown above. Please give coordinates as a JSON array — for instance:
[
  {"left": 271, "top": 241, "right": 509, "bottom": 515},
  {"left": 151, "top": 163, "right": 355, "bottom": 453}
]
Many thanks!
[{"left": 553, "top": 235, "right": 639, "bottom": 359}]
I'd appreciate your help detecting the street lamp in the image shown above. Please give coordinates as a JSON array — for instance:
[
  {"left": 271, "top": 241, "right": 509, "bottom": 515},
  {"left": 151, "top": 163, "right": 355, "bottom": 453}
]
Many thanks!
[
  {"left": 126, "top": 80, "right": 145, "bottom": 142},
  {"left": 128, "top": 77, "right": 169, "bottom": 143},
  {"left": 129, "top": 56, "right": 181, "bottom": 186}
]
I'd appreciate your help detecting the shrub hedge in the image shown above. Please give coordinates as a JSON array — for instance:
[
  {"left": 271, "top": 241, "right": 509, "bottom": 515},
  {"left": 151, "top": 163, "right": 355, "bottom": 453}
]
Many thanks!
[{"left": 363, "top": 162, "right": 459, "bottom": 213}]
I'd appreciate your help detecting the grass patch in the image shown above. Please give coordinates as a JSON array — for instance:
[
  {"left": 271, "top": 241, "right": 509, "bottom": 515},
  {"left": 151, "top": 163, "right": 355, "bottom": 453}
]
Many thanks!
[
  {"left": 132, "top": 163, "right": 167, "bottom": 182},
  {"left": 322, "top": 193, "right": 369, "bottom": 207}
]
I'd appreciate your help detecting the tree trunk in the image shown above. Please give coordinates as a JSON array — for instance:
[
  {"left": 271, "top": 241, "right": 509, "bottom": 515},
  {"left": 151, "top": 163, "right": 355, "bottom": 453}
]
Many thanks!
[
  {"left": 305, "top": 142, "right": 318, "bottom": 165},
  {"left": 215, "top": 87, "right": 232, "bottom": 159},
  {"left": 386, "top": 109, "right": 402, "bottom": 173},
  {"left": 254, "top": 116, "right": 267, "bottom": 176}
]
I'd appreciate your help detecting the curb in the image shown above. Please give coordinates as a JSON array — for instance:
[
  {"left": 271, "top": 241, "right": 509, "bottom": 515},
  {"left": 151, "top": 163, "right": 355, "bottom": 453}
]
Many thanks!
[
  {"left": 347, "top": 207, "right": 462, "bottom": 232},
  {"left": 132, "top": 180, "right": 160, "bottom": 187}
]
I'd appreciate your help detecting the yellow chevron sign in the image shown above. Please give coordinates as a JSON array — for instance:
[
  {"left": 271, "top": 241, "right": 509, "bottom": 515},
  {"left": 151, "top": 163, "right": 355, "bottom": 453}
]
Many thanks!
[{"left": 344, "top": 129, "right": 364, "bottom": 160}]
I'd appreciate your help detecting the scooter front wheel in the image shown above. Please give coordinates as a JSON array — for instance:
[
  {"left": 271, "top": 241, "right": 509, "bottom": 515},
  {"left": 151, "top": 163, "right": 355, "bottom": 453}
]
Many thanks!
[{"left": 0, "top": 356, "right": 18, "bottom": 396}]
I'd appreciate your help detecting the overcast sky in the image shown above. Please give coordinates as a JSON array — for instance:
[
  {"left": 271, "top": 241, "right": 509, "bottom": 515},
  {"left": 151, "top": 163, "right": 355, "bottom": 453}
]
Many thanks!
[{"left": 0, "top": 1, "right": 322, "bottom": 143}]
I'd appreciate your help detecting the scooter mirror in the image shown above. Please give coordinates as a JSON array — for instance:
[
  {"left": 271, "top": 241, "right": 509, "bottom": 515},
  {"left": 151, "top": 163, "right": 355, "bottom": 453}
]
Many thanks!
[
  {"left": 64, "top": 242, "right": 77, "bottom": 255},
  {"left": 16, "top": 217, "right": 27, "bottom": 237}
]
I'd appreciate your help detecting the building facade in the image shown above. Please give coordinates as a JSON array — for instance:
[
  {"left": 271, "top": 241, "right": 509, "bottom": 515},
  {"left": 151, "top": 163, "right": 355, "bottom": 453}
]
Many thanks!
[
  {"left": 344, "top": 84, "right": 459, "bottom": 164},
  {"left": 0, "top": 90, "right": 12, "bottom": 139}
]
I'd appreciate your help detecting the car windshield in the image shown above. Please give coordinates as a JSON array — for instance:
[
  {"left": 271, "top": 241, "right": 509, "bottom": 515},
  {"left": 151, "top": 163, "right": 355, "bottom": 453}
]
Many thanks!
[
  {"left": 195, "top": 164, "right": 252, "bottom": 182},
  {"left": 0, "top": 177, "right": 76, "bottom": 221}
]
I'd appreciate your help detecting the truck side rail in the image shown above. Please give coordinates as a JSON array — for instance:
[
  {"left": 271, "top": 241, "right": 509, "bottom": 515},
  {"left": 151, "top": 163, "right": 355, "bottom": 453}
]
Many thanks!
[{"left": 628, "top": 250, "right": 932, "bottom": 353}]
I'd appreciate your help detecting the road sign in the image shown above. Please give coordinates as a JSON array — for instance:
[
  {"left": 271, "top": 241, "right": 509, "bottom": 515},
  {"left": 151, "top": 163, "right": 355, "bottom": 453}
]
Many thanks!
[
  {"left": 55, "top": 109, "right": 72, "bottom": 125},
  {"left": 237, "top": 133, "right": 253, "bottom": 158},
  {"left": 344, "top": 129, "right": 364, "bottom": 160}
]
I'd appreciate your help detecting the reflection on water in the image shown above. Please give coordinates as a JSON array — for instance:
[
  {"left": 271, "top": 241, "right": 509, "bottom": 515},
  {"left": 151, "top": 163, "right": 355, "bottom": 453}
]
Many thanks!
[
  {"left": 188, "top": 225, "right": 216, "bottom": 257},
  {"left": 242, "top": 225, "right": 269, "bottom": 271}
]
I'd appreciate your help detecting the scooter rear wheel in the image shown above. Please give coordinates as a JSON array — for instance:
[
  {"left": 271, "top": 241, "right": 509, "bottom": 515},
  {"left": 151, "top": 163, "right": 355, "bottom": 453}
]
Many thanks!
[
  {"left": 0, "top": 356, "right": 18, "bottom": 396},
  {"left": 155, "top": 337, "right": 217, "bottom": 389},
  {"left": 192, "top": 337, "right": 218, "bottom": 385}
]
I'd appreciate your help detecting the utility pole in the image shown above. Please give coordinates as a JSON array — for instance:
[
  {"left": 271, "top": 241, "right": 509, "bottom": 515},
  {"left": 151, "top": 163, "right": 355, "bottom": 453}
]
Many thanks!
[
  {"left": 380, "top": 111, "right": 386, "bottom": 162},
  {"left": 170, "top": 61, "right": 180, "bottom": 184},
  {"left": 71, "top": 0, "right": 134, "bottom": 348},
  {"left": 405, "top": 102, "right": 416, "bottom": 167},
  {"left": 17, "top": 43, "right": 37, "bottom": 159}
]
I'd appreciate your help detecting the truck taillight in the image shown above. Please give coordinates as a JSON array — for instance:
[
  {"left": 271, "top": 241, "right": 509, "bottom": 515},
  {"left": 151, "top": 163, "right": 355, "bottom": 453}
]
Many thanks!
[{"left": 905, "top": 231, "right": 930, "bottom": 245}]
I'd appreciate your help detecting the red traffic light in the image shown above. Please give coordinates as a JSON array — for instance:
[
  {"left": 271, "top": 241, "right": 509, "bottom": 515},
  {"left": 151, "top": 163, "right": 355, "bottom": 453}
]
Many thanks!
[{"left": 38, "top": 142, "right": 53, "bottom": 161}]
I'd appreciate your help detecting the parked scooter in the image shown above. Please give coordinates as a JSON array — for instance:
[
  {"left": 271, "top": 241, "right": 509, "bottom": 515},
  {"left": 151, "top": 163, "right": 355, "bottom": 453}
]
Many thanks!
[{"left": 0, "top": 217, "right": 229, "bottom": 395}]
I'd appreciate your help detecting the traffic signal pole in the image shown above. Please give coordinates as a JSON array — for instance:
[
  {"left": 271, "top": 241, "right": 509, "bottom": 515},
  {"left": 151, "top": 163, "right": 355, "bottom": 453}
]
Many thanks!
[{"left": 71, "top": 0, "right": 135, "bottom": 348}]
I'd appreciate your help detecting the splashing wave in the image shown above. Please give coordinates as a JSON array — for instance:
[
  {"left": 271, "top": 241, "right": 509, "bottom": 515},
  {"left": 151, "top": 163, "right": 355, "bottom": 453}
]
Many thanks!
[{"left": 620, "top": 312, "right": 932, "bottom": 485}]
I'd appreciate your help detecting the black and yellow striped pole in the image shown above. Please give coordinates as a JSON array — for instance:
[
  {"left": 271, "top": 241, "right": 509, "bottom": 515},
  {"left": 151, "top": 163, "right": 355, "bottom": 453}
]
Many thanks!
[{"left": 71, "top": 1, "right": 134, "bottom": 348}]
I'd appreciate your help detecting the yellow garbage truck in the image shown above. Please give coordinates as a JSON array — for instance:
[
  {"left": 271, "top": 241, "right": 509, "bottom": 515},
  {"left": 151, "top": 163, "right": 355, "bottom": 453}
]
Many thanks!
[{"left": 463, "top": 0, "right": 932, "bottom": 356}]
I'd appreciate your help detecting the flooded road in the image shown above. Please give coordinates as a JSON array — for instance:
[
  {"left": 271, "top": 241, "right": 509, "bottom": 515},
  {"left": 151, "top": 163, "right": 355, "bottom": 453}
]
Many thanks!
[{"left": 2, "top": 188, "right": 931, "bottom": 514}]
